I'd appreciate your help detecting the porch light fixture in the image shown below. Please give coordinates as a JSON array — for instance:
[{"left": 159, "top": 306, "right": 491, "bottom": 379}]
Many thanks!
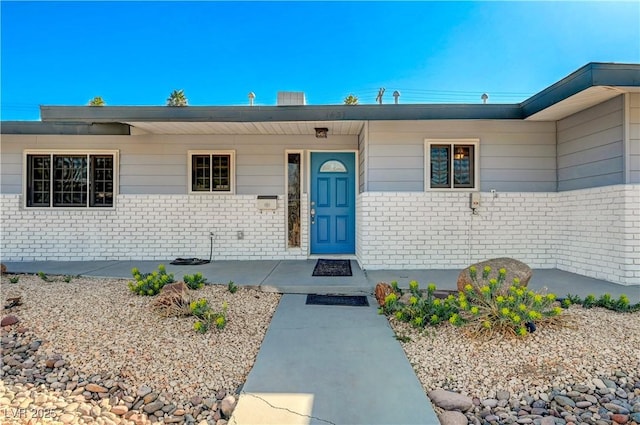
[{"left": 314, "top": 127, "right": 329, "bottom": 138}]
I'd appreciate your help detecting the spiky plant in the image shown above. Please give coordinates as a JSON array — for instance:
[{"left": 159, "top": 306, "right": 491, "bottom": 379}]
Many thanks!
[{"left": 151, "top": 286, "right": 193, "bottom": 318}]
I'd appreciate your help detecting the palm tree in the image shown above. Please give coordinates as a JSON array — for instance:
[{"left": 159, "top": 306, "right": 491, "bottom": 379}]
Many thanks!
[
  {"left": 167, "top": 89, "right": 188, "bottom": 106},
  {"left": 343, "top": 94, "right": 359, "bottom": 105},
  {"left": 88, "top": 96, "right": 105, "bottom": 106}
]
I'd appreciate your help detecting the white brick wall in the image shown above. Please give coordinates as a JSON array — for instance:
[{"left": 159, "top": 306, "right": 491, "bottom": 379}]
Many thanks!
[
  {"left": 357, "top": 185, "right": 640, "bottom": 285},
  {"left": 2, "top": 186, "right": 638, "bottom": 285},
  {"left": 0, "top": 194, "right": 308, "bottom": 261},
  {"left": 357, "top": 191, "right": 555, "bottom": 270},
  {"left": 555, "top": 185, "right": 640, "bottom": 285}
]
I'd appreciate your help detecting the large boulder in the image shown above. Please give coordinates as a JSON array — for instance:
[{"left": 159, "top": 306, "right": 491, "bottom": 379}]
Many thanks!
[{"left": 457, "top": 257, "right": 532, "bottom": 293}]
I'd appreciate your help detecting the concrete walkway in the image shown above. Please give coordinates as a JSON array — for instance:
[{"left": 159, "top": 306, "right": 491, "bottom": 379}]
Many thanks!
[
  {"left": 230, "top": 294, "right": 439, "bottom": 425},
  {"left": 3, "top": 260, "right": 639, "bottom": 301}
]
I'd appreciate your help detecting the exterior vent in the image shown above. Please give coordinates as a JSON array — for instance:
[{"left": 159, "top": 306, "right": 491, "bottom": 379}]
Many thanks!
[{"left": 277, "top": 91, "right": 306, "bottom": 106}]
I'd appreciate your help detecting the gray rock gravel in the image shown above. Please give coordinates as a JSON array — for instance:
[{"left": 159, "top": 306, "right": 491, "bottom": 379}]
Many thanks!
[
  {"left": 391, "top": 305, "right": 640, "bottom": 424},
  {"left": 1, "top": 274, "right": 280, "bottom": 424}
]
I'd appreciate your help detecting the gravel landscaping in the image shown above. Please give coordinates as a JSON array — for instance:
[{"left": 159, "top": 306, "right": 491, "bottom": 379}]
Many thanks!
[
  {"left": 1, "top": 274, "right": 280, "bottom": 424},
  {"left": 3, "top": 272, "right": 639, "bottom": 425},
  {"left": 389, "top": 305, "right": 640, "bottom": 424}
]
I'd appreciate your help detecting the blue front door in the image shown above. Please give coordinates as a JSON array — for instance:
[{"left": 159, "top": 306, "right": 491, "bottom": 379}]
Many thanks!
[{"left": 310, "top": 152, "right": 356, "bottom": 254}]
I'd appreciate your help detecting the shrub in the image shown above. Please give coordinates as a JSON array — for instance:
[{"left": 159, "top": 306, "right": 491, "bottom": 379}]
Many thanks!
[
  {"left": 183, "top": 272, "right": 207, "bottom": 290},
  {"left": 379, "top": 281, "right": 458, "bottom": 329},
  {"left": 190, "top": 298, "right": 228, "bottom": 333},
  {"left": 454, "top": 266, "right": 563, "bottom": 338},
  {"left": 563, "top": 293, "right": 640, "bottom": 312},
  {"left": 379, "top": 268, "right": 568, "bottom": 338},
  {"left": 9, "top": 276, "right": 19, "bottom": 284},
  {"left": 128, "top": 264, "right": 175, "bottom": 296},
  {"left": 227, "top": 281, "right": 238, "bottom": 294},
  {"left": 37, "top": 271, "right": 49, "bottom": 282},
  {"left": 151, "top": 285, "right": 193, "bottom": 317}
]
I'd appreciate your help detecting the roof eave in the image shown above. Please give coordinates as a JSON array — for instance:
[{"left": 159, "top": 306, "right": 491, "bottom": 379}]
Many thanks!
[
  {"left": 0, "top": 121, "right": 130, "bottom": 135},
  {"left": 39, "top": 104, "right": 523, "bottom": 123},
  {"left": 520, "top": 62, "right": 640, "bottom": 117}
]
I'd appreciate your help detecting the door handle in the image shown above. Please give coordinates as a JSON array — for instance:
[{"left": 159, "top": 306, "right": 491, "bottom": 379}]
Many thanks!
[{"left": 310, "top": 208, "right": 316, "bottom": 224}]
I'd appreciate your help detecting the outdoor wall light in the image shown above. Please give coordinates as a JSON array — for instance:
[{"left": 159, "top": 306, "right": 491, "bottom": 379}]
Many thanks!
[{"left": 314, "top": 127, "right": 329, "bottom": 138}]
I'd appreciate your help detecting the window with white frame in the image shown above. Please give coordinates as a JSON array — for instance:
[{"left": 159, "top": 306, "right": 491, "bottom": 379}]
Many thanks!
[
  {"left": 426, "top": 140, "right": 478, "bottom": 189},
  {"left": 188, "top": 151, "right": 235, "bottom": 193},
  {"left": 25, "top": 151, "right": 117, "bottom": 208}
]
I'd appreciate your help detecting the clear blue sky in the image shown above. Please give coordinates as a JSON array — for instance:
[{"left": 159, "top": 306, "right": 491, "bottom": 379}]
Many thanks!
[{"left": 1, "top": 1, "right": 639, "bottom": 120}]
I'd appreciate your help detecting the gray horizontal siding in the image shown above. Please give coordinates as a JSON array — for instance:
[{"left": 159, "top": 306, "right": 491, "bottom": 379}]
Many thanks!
[
  {"left": 629, "top": 93, "right": 640, "bottom": 183},
  {"left": 557, "top": 95, "right": 623, "bottom": 191},
  {"left": 0, "top": 134, "right": 357, "bottom": 196},
  {"left": 557, "top": 173, "right": 624, "bottom": 191},
  {"left": 358, "top": 127, "right": 366, "bottom": 193},
  {"left": 558, "top": 157, "right": 623, "bottom": 181},
  {"left": 367, "top": 120, "right": 556, "bottom": 192},
  {"left": 481, "top": 180, "right": 556, "bottom": 192},
  {"left": 368, "top": 169, "right": 424, "bottom": 184},
  {"left": 0, "top": 152, "right": 22, "bottom": 193}
]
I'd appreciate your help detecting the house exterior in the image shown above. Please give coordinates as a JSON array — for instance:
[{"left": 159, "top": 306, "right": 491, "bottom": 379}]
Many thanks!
[{"left": 1, "top": 62, "right": 639, "bottom": 285}]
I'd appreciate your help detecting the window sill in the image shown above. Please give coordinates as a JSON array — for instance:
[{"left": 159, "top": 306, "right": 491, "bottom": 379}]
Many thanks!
[
  {"left": 187, "top": 191, "right": 236, "bottom": 195},
  {"left": 22, "top": 206, "right": 117, "bottom": 211}
]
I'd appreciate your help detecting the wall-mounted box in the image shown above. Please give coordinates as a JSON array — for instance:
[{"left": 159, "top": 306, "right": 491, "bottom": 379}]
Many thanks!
[{"left": 257, "top": 195, "right": 278, "bottom": 210}]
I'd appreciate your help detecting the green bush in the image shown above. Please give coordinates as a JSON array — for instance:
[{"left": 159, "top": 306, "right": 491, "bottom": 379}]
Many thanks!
[
  {"left": 379, "top": 280, "right": 458, "bottom": 329},
  {"left": 190, "top": 298, "right": 228, "bottom": 333},
  {"left": 183, "top": 272, "right": 207, "bottom": 290},
  {"left": 563, "top": 293, "right": 639, "bottom": 312},
  {"left": 127, "top": 264, "right": 175, "bottom": 296},
  {"left": 454, "top": 266, "right": 563, "bottom": 337},
  {"left": 227, "top": 280, "right": 238, "bottom": 294},
  {"left": 9, "top": 276, "right": 19, "bottom": 284}
]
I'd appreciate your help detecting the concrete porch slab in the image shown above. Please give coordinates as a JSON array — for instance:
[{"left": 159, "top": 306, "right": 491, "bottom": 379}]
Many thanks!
[
  {"left": 2, "top": 260, "right": 638, "bottom": 302},
  {"left": 260, "top": 260, "right": 370, "bottom": 295}
]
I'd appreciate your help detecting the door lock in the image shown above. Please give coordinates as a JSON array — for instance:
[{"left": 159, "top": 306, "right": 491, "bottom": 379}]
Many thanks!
[{"left": 310, "top": 208, "right": 316, "bottom": 225}]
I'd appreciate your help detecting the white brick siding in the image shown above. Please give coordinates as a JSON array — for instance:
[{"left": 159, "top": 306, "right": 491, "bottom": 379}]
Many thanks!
[
  {"left": 0, "top": 194, "right": 308, "bottom": 262},
  {"left": 2, "top": 186, "right": 638, "bottom": 285},
  {"left": 357, "top": 191, "right": 555, "bottom": 270},
  {"left": 357, "top": 185, "right": 640, "bottom": 285},
  {"left": 555, "top": 185, "right": 640, "bottom": 285}
]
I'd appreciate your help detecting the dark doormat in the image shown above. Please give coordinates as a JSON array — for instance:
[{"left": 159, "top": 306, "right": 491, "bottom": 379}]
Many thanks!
[
  {"left": 306, "top": 294, "right": 369, "bottom": 307},
  {"left": 312, "top": 259, "right": 352, "bottom": 277},
  {"left": 170, "top": 258, "right": 210, "bottom": 266}
]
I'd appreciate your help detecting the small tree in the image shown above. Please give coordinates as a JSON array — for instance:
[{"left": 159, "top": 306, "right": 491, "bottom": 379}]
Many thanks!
[
  {"left": 167, "top": 89, "right": 188, "bottom": 106},
  {"left": 88, "top": 96, "right": 105, "bottom": 106},
  {"left": 343, "top": 94, "right": 359, "bottom": 105}
]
